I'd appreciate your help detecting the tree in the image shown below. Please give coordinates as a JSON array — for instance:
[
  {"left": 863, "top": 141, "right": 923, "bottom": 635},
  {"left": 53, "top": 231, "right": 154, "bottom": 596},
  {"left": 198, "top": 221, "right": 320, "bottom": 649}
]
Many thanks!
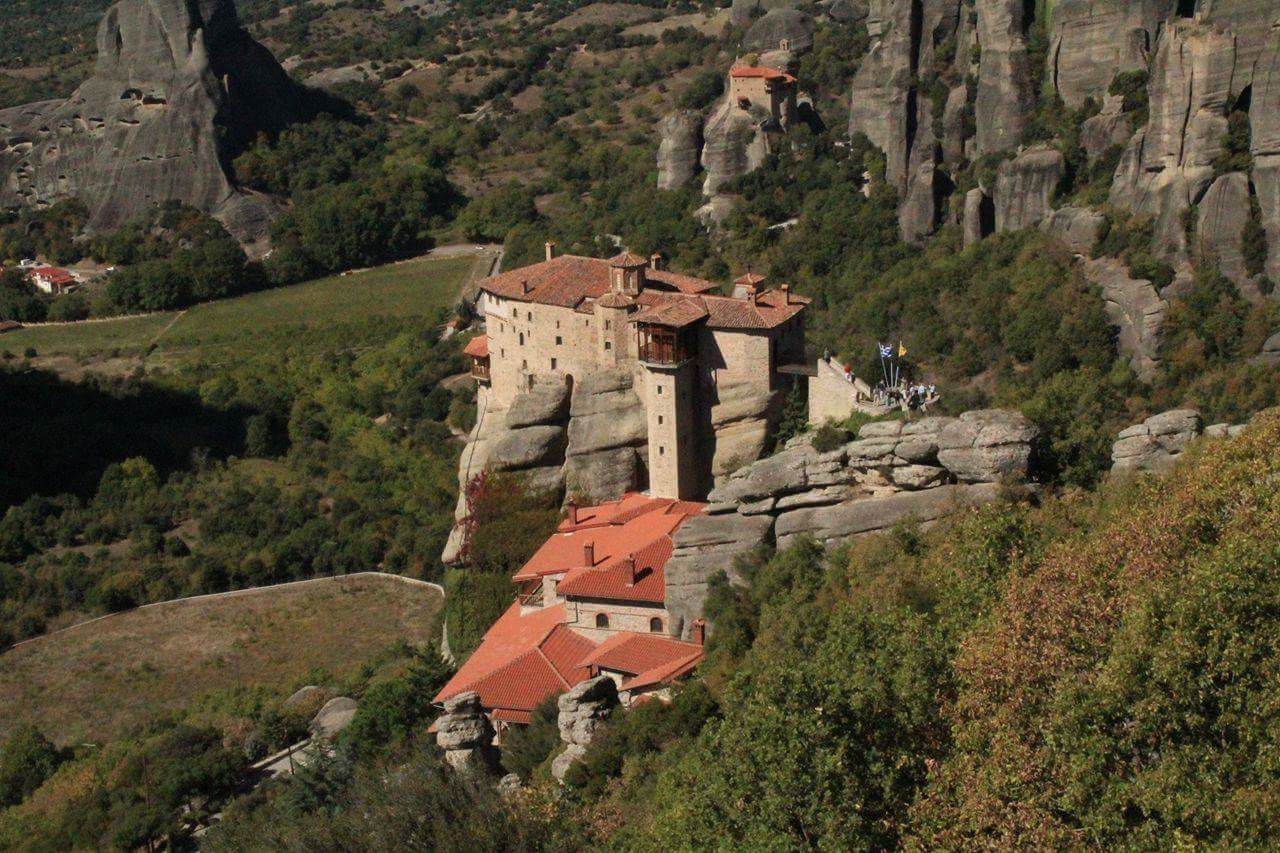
[{"left": 0, "top": 725, "right": 66, "bottom": 807}]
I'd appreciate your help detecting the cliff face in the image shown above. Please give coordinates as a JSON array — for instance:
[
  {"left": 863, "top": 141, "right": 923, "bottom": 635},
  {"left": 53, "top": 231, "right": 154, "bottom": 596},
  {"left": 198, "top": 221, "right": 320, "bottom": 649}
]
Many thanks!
[{"left": 0, "top": 0, "right": 309, "bottom": 243}]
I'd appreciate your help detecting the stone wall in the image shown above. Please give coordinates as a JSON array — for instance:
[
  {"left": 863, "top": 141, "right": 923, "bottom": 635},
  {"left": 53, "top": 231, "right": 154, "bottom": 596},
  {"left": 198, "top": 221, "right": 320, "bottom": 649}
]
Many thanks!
[
  {"left": 664, "top": 409, "right": 1038, "bottom": 638},
  {"left": 563, "top": 598, "right": 670, "bottom": 642}
]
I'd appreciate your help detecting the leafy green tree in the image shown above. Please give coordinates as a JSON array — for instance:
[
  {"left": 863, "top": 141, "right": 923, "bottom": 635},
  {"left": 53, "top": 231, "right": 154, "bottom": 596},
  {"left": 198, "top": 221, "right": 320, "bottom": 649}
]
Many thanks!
[{"left": 0, "top": 725, "right": 66, "bottom": 807}]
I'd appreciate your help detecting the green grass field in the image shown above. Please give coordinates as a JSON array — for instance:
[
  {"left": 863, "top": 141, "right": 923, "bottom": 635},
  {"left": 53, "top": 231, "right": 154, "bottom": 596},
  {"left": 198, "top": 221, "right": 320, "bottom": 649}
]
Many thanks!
[
  {"left": 0, "top": 573, "right": 444, "bottom": 746},
  {"left": 2, "top": 252, "right": 483, "bottom": 368}
]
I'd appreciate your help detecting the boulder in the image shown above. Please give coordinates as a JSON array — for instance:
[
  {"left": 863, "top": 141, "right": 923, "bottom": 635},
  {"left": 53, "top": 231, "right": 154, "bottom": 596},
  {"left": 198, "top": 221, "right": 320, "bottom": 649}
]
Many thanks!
[
  {"left": 311, "top": 697, "right": 357, "bottom": 740},
  {"left": 0, "top": 0, "right": 310, "bottom": 242},
  {"left": 565, "top": 368, "right": 647, "bottom": 503},
  {"left": 709, "top": 441, "right": 850, "bottom": 503},
  {"left": 505, "top": 381, "right": 571, "bottom": 430},
  {"left": 488, "top": 425, "right": 567, "bottom": 470},
  {"left": 1083, "top": 257, "right": 1166, "bottom": 382},
  {"left": 435, "top": 692, "right": 501, "bottom": 779},
  {"left": 847, "top": 0, "right": 916, "bottom": 190},
  {"left": 823, "top": 0, "right": 869, "bottom": 24},
  {"left": 553, "top": 676, "right": 619, "bottom": 782},
  {"left": 936, "top": 409, "right": 1037, "bottom": 483},
  {"left": 1111, "top": 409, "right": 1203, "bottom": 474},
  {"left": 743, "top": 9, "right": 815, "bottom": 52},
  {"left": 701, "top": 97, "right": 770, "bottom": 199},
  {"left": 775, "top": 482, "right": 1003, "bottom": 547},
  {"left": 731, "top": 0, "right": 799, "bottom": 27},
  {"left": 1041, "top": 206, "right": 1104, "bottom": 255},
  {"left": 891, "top": 464, "right": 948, "bottom": 490},
  {"left": 995, "top": 147, "right": 1064, "bottom": 232},
  {"left": 664, "top": 512, "right": 774, "bottom": 639},
  {"left": 284, "top": 685, "right": 326, "bottom": 710},
  {"left": 1251, "top": 330, "right": 1280, "bottom": 366},
  {"left": 974, "top": 0, "right": 1035, "bottom": 154},
  {"left": 709, "top": 383, "right": 785, "bottom": 480},
  {"left": 657, "top": 110, "right": 704, "bottom": 191},
  {"left": 564, "top": 446, "right": 644, "bottom": 505}
]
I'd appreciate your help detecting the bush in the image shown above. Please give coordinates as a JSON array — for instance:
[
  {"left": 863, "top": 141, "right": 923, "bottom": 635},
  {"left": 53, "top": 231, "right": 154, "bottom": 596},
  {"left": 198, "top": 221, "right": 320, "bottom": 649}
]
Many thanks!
[
  {"left": 500, "top": 693, "right": 562, "bottom": 780},
  {"left": 0, "top": 726, "right": 67, "bottom": 807}
]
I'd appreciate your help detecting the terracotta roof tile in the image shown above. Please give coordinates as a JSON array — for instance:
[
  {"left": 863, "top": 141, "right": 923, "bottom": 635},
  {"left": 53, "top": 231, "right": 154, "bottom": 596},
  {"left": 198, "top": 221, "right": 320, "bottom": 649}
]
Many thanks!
[
  {"left": 608, "top": 251, "right": 649, "bottom": 267},
  {"left": 462, "top": 335, "right": 488, "bottom": 358},
  {"left": 731, "top": 65, "right": 796, "bottom": 85},
  {"left": 557, "top": 537, "right": 674, "bottom": 603},
  {"left": 632, "top": 297, "right": 708, "bottom": 328},
  {"left": 582, "top": 633, "right": 704, "bottom": 689}
]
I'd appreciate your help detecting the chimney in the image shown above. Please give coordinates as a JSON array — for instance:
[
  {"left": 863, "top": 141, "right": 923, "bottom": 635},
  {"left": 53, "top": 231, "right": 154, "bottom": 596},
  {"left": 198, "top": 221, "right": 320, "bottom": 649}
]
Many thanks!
[
  {"left": 583, "top": 542, "right": 595, "bottom": 567},
  {"left": 780, "top": 283, "right": 790, "bottom": 304},
  {"left": 545, "top": 241, "right": 556, "bottom": 261},
  {"left": 624, "top": 554, "right": 638, "bottom": 585},
  {"left": 649, "top": 252, "right": 662, "bottom": 271},
  {"left": 521, "top": 279, "right": 531, "bottom": 294},
  {"left": 566, "top": 501, "right": 578, "bottom": 524},
  {"left": 692, "top": 618, "right": 707, "bottom": 646}
]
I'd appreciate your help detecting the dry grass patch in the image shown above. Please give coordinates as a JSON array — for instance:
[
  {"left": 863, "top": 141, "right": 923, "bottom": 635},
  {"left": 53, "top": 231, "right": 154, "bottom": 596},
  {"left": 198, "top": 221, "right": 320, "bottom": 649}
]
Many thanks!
[{"left": 0, "top": 573, "right": 443, "bottom": 746}]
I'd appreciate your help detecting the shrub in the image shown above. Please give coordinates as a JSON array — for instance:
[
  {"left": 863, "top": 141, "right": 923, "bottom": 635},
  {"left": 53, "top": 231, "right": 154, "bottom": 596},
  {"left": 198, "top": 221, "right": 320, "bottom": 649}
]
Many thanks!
[{"left": 500, "top": 693, "right": 562, "bottom": 781}]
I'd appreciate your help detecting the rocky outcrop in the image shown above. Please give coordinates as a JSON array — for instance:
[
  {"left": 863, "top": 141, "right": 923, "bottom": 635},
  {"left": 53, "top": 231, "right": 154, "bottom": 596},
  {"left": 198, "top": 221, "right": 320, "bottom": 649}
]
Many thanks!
[
  {"left": 698, "top": 96, "right": 770, "bottom": 222},
  {"left": 1111, "top": 408, "right": 1203, "bottom": 474},
  {"left": 0, "top": 0, "right": 311, "bottom": 244},
  {"left": 441, "top": 395, "right": 509, "bottom": 564},
  {"left": 994, "top": 147, "right": 1064, "bottom": 232},
  {"left": 657, "top": 110, "right": 704, "bottom": 191},
  {"left": 847, "top": 0, "right": 918, "bottom": 192},
  {"left": 1196, "top": 172, "right": 1265, "bottom": 301},
  {"left": 775, "top": 482, "right": 1003, "bottom": 547},
  {"left": 1083, "top": 257, "right": 1166, "bottom": 382},
  {"left": 1080, "top": 95, "right": 1134, "bottom": 162},
  {"left": 744, "top": 8, "right": 815, "bottom": 52},
  {"left": 1110, "top": 20, "right": 1235, "bottom": 265},
  {"left": 1048, "top": 0, "right": 1162, "bottom": 109},
  {"left": 974, "top": 0, "right": 1034, "bottom": 154},
  {"left": 709, "top": 383, "right": 786, "bottom": 481},
  {"left": 505, "top": 381, "right": 571, "bottom": 429},
  {"left": 551, "top": 676, "right": 619, "bottom": 782},
  {"left": 435, "top": 692, "right": 501, "bottom": 779},
  {"left": 565, "top": 368, "right": 648, "bottom": 503},
  {"left": 666, "top": 410, "right": 1037, "bottom": 635},
  {"left": 731, "top": 0, "right": 799, "bottom": 27},
  {"left": 1041, "top": 205, "right": 1104, "bottom": 255},
  {"left": 1248, "top": 22, "right": 1280, "bottom": 283},
  {"left": 935, "top": 410, "right": 1037, "bottom": 483}
]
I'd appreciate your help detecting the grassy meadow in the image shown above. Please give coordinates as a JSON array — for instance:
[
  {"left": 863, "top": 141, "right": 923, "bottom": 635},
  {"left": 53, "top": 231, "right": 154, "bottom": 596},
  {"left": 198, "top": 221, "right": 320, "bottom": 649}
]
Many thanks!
[
  {"left": 2, "top": 251, "right": 483, "bottom": 371},
  {"left": 0, "top": 573, "right": 444, "bottom": 746}
]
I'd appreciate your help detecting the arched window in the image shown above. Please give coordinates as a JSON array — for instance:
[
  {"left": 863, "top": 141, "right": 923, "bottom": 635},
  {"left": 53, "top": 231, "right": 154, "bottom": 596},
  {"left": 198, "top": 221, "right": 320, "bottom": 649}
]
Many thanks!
[
  {"left": 595, "top": 613, "right": 609, "bottom": 629},
  {"left": 649, "top": 617, "right": 663, "bottom": 633}
]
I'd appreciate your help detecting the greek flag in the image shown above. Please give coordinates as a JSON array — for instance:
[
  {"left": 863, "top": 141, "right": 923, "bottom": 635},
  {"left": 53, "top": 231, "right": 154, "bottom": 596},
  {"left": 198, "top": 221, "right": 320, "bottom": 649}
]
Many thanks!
[{"left": 878, "top": 343, "right": 893, "bottom": 359}]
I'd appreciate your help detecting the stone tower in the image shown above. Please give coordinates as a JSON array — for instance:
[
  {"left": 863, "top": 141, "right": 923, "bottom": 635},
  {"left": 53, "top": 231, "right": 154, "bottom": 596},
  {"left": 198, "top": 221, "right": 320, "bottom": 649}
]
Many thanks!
[{"left": 642, "top": 358, "right": 699, "bottom": 500}]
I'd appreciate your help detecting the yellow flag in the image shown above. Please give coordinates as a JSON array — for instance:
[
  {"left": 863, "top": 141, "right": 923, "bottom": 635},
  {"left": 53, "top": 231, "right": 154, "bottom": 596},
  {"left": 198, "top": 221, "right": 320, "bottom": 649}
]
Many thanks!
[{"left": 897, "top": 341, "right": 907, "bottom": 357}]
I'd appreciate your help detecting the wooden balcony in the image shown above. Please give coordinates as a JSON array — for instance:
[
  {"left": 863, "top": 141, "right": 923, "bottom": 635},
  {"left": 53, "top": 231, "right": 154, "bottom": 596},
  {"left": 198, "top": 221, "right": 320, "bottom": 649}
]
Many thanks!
[
  {"left": 637, "top": 326, "right": 692, "bottom": 366},
  {"left": 470, "top": 357, "right": 491, "bottom": 383}
]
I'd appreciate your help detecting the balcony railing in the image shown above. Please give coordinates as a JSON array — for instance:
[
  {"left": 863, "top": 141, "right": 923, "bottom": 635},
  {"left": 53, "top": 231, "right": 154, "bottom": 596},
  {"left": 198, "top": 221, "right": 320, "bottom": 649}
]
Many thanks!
[
  {"left": 638, "top": 329, "right": 691, "bottom": 365},
  {"left": 470, "top": 359, "right": 491, "bottom": 382}
]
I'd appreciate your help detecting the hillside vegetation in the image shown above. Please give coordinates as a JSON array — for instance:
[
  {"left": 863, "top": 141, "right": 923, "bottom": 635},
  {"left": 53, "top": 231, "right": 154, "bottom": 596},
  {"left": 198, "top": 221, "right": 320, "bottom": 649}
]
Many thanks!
[{"left": 191, "top": 409, "right": 1280, "bottom": 849}]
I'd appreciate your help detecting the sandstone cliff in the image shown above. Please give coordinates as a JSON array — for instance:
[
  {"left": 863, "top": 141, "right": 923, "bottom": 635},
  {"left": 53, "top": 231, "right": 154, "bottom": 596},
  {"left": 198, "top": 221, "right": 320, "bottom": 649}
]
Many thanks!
[{"left": 0, "top": 0, "right": 312, "bottom": 244}]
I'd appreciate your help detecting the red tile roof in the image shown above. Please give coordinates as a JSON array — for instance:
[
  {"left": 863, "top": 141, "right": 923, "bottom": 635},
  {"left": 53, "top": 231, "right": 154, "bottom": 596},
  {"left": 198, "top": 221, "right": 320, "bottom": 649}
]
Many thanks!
[
  {"left": 515, "top": 494, "right": 702, "bottom": 583},
  {"left": 462, "top": 335, "right": 488, "bottom": 358},
  {"left": 30, "top": 267, "right": 74, "bottom": 285},
  {"left": 731, "top": 65, "right": 797, "bottom": 85},
  {"left": 632, "top": 297, "right": 708, "bottom": 329},
  {"left": 632, "top": 288, "right": 809, "bottom": 331},
  {"left": 481, "top": 255, "right": 719, "bottom": 310},
  {"left": 434, "top": 604, "right": 597, "bottom": 715},
  {"left": 582, "top": 633, "right": 704, "bottom": 691},
  {"left": 557, "top": 537, "right": 674, "bottom": 603},
  {"left": 607, "top": 251, "right": 649, "bottom": 268}
]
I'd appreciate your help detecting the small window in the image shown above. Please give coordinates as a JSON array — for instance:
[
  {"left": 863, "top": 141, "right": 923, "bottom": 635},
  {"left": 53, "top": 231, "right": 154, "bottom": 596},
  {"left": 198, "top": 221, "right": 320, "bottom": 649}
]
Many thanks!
[
  {"left": 604, "top": 341, "right": 612, "bottom": 351},
  {"left": 527, "top": 311, "right": 532, "bottom": 321},
  {"left": 556, "top": 320, "right": 561, "bottom": 329},
  {"left": 649, "top": 617, "right": 663, "bottom": 633},
  {"left": 658, "top": 415, "right": 664, "bottom": 425},
  {"left": 522, "top": 359, "right": 528, "bottom": 370},
  {"left": 595, "top": 613, "right": 609, "bottom": 629},
  {"left": 605, "top": 320, "right": 611, "bottom": 330},
  {"left": 657, "top": 385, "right": 663, "bottom": 395},
  {"left": 659, "top": 446, "right": 665, "bottom": 456},
  {"left": 551, "top": 358, "right": 557, "bottom": 370},
  {"left": 555, "top": 336, "right": 562, "bottom": 345},
  {"left": 519, "top": 332, "right": 524, "bottom": 345},
  {"left": 500, "top": 348, "right": 505, "bottom": 358}
]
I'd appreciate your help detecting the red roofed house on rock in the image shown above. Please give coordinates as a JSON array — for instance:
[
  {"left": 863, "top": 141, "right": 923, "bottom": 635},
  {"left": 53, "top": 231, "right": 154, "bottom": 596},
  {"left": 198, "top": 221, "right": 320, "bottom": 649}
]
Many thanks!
[
  {"left": 434, "top": 493, "right": 708, "bottom": 732},
  {"left": 28, "top": 267, "right": 76, "bottom": 295},
  {"left": 470, "top": 245, "right": 808, "bottom": 500},
  {"left": 728, "top": 62, "right": 798, "bottom": 130}
]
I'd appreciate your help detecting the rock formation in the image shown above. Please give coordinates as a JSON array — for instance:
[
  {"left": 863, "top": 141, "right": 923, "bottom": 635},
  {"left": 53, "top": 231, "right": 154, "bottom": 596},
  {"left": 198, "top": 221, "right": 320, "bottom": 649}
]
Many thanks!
[
  {"left": 1079, "top": 96, "right": 1134, "bottom": 162},
  {"left": 1253, "top": 330, "right": 1280, "bottom": 365},
  {"left": 435, "top": 691, "right": 501, "bottom": 779},
  {"left": 994, "top": 147, "right": 1064, "bottom": 232},
  {"left": 1110, "top": 409, "right": 1198, "bottom": 474},
  {"left": 1041, "top": 206, "right": 1104, "bottom": 255},
  {"left": 564, "top": 369, "right": 649, "bottom": 501},
  {"left": 1047, "top": 0, "right": 1162, "bottom": 109},
  {"left": 311, "top": 696, "right": 358, "bottom": 740},
  {"left": 1196, "top": 171, "right": 1264, "bottom": 301},
  {"left": 0, "top": 0, "right": 312, "bottom": 244},
  {"left": 974, "top": 0, "right": 1034, "bottom": 155},
  {"left": 1083, "top": 257, "right": 1166, "bottom": 382},
  {"left": 665, "top": 410, "right": 1037, "bottom": 638},
  {"left": 698, "top": 93, "right": 772, "bottom": 225},
  {"left": 743, "top": 9, "right": 816, "bottom": 52},
  {"left": 551, "top": 676, "right": 619, "bottom": 782},
  {"left": 1248, "top": 22, "right": 1280, "bottom": 283},
  {"left": 657, "top": 110, "right": 704, "bottom": 190}
]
